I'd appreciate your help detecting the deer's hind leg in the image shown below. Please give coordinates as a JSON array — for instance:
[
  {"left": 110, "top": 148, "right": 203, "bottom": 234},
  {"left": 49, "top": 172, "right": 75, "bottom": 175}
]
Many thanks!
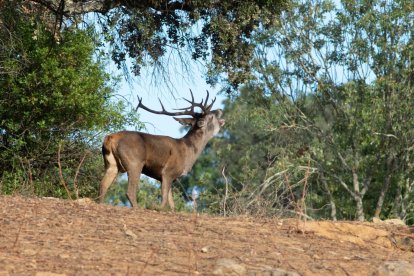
[{"left": 99, "top": 153, "right": 119, "bottom": 204}]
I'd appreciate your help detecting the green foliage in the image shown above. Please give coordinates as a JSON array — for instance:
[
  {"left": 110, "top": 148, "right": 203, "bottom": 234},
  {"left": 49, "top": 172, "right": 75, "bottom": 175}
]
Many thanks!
[
  {"left": 0, "top": 3, "right": 141, "bottom": 198},
  {"left": 183, "top": 0, "right": 414, "bottom": 223},
  {"left": 25, "top": 0, "right": 289, "bottom": 90},
  {"left": 212, "top": 87, "right": 315, "bottom": 217}
]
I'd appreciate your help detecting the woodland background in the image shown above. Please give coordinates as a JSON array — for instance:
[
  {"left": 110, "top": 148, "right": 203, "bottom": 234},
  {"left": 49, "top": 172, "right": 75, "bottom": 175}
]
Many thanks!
[{"left": 1, "top": 0, "right": 413, "bottom": 224}]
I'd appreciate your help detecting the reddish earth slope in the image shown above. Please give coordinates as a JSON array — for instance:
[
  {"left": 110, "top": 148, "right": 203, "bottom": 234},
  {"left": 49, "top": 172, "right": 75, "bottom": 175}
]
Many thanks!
[{"left": 0, "top": 196, "right": 413, "bottom": 275}]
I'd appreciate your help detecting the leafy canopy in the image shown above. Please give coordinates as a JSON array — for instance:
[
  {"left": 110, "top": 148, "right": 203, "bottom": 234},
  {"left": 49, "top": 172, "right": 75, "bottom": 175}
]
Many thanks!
[
  {"left": 23, "top": 0, "right": 289, "bottom": 90},
  {"left": 0, "top": 2, "right": 140, "bottom": 197}
]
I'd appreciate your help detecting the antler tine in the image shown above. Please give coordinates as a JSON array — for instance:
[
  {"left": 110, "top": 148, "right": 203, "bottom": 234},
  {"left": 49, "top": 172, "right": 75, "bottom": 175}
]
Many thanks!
[
  {"left": 205, "top": 90, "right": 216, "bottom": 112},
  {"left": 173, "top": 106, "right": 191, "bottom": 111},
  {"left": 180, "top": 89, "right": 216, "bottom": 113},
  {"left": 136, "top": 96, "right": 143, "bottom": 111},
  {"left": 158, "top": 98, "right": 168, "bottom": 112},
  {"left": 189, "top": 89, "right": 195, "bottom": 103},
  {"left": 203, "top": 90, "right": 210, "bottom": 107},
  {"left": 180, "top": 88, "right": 201, "bottom": 113},
  {"left": 183, "top": 89, "right": 195, "bottom": 105},
  {"left": 136, "top": 94, "right": 196, "bottom": 117},
  {"left": 206, "top": 97, "right": 216, "bottom": 112}
]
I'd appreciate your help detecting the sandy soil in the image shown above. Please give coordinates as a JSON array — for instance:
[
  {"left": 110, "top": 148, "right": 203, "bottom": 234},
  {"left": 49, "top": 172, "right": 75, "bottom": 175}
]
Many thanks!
[{"left": 0, "top": 195, "right": 413, "bottom": 275}]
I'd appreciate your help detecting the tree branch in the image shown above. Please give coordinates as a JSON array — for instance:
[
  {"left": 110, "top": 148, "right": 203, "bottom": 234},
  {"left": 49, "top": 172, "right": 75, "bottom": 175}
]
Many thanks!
[
  {"left": 29, "top": 0, "right": 194, "bottom": 17},
  {"left": 332, "top": 174, "right": 356, "bottom": 198}
]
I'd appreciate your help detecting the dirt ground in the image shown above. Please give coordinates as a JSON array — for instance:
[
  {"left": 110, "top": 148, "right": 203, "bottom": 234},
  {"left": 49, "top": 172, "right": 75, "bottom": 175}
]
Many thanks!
[{"left": 0, "top": 196, "right": 413, "bottom": 275}]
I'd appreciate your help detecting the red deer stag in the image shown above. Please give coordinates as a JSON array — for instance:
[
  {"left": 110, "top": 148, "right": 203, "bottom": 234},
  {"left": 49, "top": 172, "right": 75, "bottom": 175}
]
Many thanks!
[{"left": 99, "top": 90, "right": 225, "bottom": 209}]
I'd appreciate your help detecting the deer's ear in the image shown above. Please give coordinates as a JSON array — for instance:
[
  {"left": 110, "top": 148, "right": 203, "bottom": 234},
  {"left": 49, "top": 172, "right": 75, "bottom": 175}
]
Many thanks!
[{"left": 174, "top": 117, "right": 196, "bottom": 126}]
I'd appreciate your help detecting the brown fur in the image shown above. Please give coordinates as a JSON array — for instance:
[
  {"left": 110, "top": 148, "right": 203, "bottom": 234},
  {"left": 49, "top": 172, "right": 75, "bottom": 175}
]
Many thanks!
[{"left": 99, "top": 109, "right": 225, "bottom": 209}]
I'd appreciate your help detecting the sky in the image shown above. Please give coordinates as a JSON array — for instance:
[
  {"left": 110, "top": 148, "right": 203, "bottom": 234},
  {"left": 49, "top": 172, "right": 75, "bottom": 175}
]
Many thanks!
[{"left": 115, "top": 60, "right": 226, "bottom": 138}]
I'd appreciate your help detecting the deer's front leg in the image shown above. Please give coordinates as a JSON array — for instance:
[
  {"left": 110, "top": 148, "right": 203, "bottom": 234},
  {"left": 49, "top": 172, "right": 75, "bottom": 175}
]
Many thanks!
[
  {"left": 168, "top": 186, "right": 175, "bottom": 209},
  {"left": 161, "top": 177, "right": 174, "bottom": 210}
]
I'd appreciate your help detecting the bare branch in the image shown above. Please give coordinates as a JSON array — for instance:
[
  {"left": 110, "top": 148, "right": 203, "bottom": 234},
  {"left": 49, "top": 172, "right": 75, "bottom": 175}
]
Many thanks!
[
  {"left": 73, "top": 150, "right": 89, "bottom": 200},
  {"left": 57, "top": 143, "right": 73, "bottom": 200},
  {"left": 222, "top": 166, "right": 229, "bottom": 217},
  {"left": 331, "top": 174, "right": 356, "bottom": 198}
]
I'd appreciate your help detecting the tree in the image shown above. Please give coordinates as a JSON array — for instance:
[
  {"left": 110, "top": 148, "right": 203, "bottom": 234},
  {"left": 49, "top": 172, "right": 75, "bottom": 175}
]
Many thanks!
[
  {"left": 0, "top": 2, "right": 140, "bottom": 198},
  {"left": 21, "top": 0, "right": 289, "bottom": 90},
  {"left": 197, "top": 0, "right": 414, "bottom": 223}
]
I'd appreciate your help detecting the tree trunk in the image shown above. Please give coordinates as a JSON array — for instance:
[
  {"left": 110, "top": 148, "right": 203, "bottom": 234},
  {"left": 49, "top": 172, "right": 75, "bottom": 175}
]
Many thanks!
[
  {"left": 374, "top": 175, "right": 392, "bottom": 218},
  {"left": 391, "top": 183, "right": 402, "bottom": 218},
  {"left": 374, "top": 156, "right": 395, "bottom": 218},
  {"left": 320, "top": 173, "right": 337, "bottom": 221},
  {"left": 355, "top": 195, "right": 364, "bottom": 221},
  {"left": 352, "top": 167, "right": 365, "bottom": 221},
  {"left": 400, "top": 179, "right": 414, "bottom": 220}
]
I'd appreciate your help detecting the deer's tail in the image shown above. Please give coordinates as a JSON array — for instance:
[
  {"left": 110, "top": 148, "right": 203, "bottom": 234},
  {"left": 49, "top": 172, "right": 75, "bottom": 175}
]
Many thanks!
[
  {"left": 102, "top": 135, "right": 113, "bottom": 156},
  {"left": 102, "top": 134, "right": 126, "bottom": 172},
  {"left": 102, "top": 135, "right": 114, "bottom": 169}
]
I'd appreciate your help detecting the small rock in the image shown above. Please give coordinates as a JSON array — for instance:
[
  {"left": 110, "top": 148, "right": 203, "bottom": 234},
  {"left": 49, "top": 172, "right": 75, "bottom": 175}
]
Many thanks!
[
  {"left": 41, "top": 197, "right": 59, "bottom": 200},
  {"left": 74, "top": 198, "right": 94, "bottom": 205},
  {"left": 372, "top": 217, "right": 405, "bottom": 226},
  {"left": 375, "top": 261, "right": 414, "bottom": 276},
  {"left": 124, "top": 229, "right": 137, "bottom": 240},
  {"left": 123, "top": 224, "right": 138, "bottom": 240},
  {"left": 384, "top": 218, "right": 405, "bottom": 226},
  {"left": 1, "top": 265, "right": 14, "bottom": 273},
  {"left": 213, "top": 258, "right": 246, "bottom": 276},
  {"left": 247, "top": 267, "right": 300, "bottom": 276},
  {"left": 201, "top": 246, "right": 209, "bottom": 253},
  {"left": 270, "top": 268, "right": 300, "bottom": 276},
  {"left": 35, "top": 273, "right": 66, "bottom": 276},
  {"left": 372, "top": 217, "right": 382, "bottom": 224},
  {"left": 23, "top": 249, "right": 37, "bottom": 256},
  {"left": 58, "top": 253, "right": 70, "bottom": 259}
]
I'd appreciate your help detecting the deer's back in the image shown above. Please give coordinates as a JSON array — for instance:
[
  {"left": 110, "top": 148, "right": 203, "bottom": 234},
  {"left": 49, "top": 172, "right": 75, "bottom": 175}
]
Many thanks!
[{"left": 104, "top": 131, "right": 185, "bottom": 179}]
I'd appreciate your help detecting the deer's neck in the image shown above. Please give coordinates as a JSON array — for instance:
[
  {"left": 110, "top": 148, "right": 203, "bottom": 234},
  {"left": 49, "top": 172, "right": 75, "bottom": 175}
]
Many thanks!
[{"left": 179, "top": 128, "right": 211, "bottom": 173}]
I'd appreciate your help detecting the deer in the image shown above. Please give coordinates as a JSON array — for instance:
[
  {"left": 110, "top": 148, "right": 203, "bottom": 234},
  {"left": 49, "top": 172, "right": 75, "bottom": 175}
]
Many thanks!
[{"left": 98, "top": 90, "right": 225, "bottom": 209}]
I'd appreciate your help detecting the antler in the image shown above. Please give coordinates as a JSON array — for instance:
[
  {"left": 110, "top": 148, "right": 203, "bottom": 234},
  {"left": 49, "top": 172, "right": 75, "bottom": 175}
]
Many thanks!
[
  {"left": 204, "top": 90, "right": 216, "bottom": 112},
  {"left": 136, "top": 90, "right": 216, "bottom": 117},
  {"left": 178, "top": 90, "right": 216, "bottom": 113}
]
